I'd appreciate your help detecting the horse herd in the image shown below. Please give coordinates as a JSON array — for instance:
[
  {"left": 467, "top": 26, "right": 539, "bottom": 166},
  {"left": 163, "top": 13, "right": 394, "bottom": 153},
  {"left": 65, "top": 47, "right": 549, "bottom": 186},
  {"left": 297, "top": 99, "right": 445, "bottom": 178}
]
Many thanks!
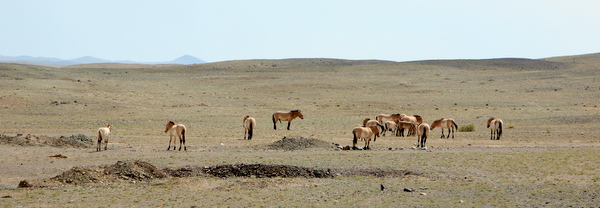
[{"left": 95, "top": 110, "right": 503, "bottom": 152}]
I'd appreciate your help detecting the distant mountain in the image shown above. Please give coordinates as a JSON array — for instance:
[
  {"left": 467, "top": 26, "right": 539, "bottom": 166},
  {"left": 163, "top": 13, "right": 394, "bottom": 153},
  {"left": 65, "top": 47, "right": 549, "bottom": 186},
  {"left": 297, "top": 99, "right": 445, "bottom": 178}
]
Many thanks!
[
  {"left": 0, "top": 55, "right": 206, "bottom": 67},
  {"left": 163, "top": 55, "right": 206, "bottom": 65}
]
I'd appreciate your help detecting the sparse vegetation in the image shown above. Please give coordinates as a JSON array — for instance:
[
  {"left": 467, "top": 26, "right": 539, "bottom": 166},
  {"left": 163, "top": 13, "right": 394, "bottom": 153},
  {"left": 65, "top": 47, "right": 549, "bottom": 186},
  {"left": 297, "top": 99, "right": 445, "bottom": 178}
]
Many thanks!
[
  {"left": 458, "top": 124, "right": 475, "bottom": 132},
  {"left": 1, "top": 54, "right": 600, "bottom": 207}
]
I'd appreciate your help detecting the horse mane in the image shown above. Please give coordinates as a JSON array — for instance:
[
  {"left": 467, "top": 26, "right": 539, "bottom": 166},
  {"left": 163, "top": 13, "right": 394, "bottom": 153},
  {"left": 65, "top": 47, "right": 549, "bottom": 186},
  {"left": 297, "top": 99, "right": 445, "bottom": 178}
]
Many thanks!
[
  {"left": 290, "top": 110, "right": 300, "bottom": 113},
  {"left": 168, "top": 121, "right": 175, "bottom": 125}
]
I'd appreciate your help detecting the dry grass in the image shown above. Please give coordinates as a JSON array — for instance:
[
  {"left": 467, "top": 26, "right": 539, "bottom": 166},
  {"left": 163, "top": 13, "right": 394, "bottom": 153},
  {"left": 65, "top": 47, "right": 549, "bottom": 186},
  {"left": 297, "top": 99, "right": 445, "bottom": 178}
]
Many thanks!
[{"left": 0, "top": 54, "right": 599, "bottom": 206}]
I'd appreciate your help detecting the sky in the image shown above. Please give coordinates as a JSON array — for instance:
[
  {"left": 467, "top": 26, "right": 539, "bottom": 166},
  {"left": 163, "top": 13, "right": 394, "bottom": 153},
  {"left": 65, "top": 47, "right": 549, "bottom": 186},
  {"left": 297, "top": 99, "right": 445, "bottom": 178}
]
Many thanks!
[{"left": 1, "top": 0, "right": 599, "bottom": 63}]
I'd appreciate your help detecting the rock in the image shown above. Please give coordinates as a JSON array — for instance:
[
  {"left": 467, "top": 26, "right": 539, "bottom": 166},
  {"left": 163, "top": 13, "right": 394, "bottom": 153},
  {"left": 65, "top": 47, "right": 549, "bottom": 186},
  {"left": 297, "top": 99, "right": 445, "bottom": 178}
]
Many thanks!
[
  {"left": 403, "top": 188, "right": 414, "bottom": 192},
  {"left": 18, "top": 180, "right": 31, "bottom": 188}
]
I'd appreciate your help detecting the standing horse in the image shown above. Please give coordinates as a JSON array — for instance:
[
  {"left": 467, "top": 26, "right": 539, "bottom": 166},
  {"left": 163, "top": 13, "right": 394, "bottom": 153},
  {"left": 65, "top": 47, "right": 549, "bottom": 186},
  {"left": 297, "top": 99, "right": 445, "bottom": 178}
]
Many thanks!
[
  {"left": 415, "top": 123, "right": 430, "bottom": 150},
  {"left": 375, "top": 113, "right": 402, "bottom": 125},
  {"left": 382, "top": 120, "right": 397, "bottom": 136},
  {"left": 165, "top": 121, "right": 187, "bottom": 151},
  {"left": 243, "top": 116, "right": 256, "bottom": 140},
  {"left": 395, "top": 120, "right": 417, "bottom": 137},
  {"left": 430, "top": 118, "right": 458, "bottom": 138},
  {"left": 487, "top": 117, "right": 503, "bottom": 140},
  {"left": 399, "top": 114, "right": 423, "bottom": 136},
  {"left": 272, "top": 110, "right": 304, "bottom": 130},
  {"left": 97, "top": 124, "right": 112, "bottom": 151},
  {"left": 352, "top": 126, "right": 380, "bottom": 150},
  {"left": 362, "top": 118, "right": 384, "bottom": 141}
]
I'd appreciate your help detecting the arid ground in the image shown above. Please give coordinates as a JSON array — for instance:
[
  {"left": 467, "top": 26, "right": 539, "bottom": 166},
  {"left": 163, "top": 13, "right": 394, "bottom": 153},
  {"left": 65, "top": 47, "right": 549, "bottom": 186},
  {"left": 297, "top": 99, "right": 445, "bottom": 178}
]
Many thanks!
[{"left": 0, "top": 54, "right": 599, "bottom": 207}]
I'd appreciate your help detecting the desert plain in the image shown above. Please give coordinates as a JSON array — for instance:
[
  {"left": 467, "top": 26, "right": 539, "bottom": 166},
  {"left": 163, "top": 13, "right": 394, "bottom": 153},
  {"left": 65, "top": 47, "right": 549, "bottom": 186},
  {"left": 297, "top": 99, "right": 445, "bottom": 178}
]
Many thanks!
[{"left": 0, "top": 54, "right": 599, "bottom": 207}]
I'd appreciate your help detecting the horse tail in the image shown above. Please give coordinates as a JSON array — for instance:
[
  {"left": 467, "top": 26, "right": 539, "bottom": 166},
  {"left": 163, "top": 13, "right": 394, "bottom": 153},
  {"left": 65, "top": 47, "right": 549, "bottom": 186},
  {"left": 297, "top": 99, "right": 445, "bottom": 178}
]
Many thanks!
[
  {"left": 452, "top": 120, "right": 458, "bottom": 130},
  {"left": 352, "top": 130, "right": 358, "bottom": 145},
  {"left": 421, "top": 125, "right": 427, "bottom": 140},
  {"left": 181, "top": 128, "right": 186, "bottom": 143},
  {"left": 248, "top": 121, "right": 254, "bottom": 140},
  {"left": 498, "top": 121, "right": 503, "bottom": 138}
]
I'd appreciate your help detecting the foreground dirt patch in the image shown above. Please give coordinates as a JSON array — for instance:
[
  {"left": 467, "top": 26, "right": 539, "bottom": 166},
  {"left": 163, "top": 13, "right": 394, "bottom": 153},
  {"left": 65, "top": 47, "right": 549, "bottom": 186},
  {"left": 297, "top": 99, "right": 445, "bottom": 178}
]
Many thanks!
[
  {"left": 21, "top": 160, "right": 418, "bottom": 188},
  {"left": 0, "top": 134, "right": 93, "bottom": 148},
  {"left": 268, "top": 137, "right": 337, "bottom": 150}
]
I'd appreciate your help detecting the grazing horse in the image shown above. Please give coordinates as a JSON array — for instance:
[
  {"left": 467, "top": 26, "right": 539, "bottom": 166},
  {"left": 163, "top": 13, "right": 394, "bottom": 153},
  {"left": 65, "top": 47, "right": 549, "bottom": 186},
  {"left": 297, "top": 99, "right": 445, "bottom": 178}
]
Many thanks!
[
  {"left": 243, "top": 116, "right": 256, "bottom": 140},
  {"left": 399, "top": 114, "right": 423, "bottom": 136},
  {"left": 352, "top": 126, "right": 380, "bottom": 150},
  {"left": 272, "top": 110, "right": 304, "bottom": 130},
  {"left": 395, "top": 120, "right": 417, "bottom": 137},
  {"left": 375, "top": 113, "right": 402, "bottom": 125},
  {"left": 97, "top": 124, "right": 112, "bottom": 151},
  {"left": 415, "top": 123, "right": 430, "bottom": 150},
  {"left": 487, "top": 118, "right": 503, "bottom": 140},
  {"left": 165, "top": 121, "right": 187, "bottom": 151},
  {"left": 362, "top": 118, "right": 384, "bottom": 141},
  {"left": 430, "top": 118, "right": 458, "bottom": 138}
]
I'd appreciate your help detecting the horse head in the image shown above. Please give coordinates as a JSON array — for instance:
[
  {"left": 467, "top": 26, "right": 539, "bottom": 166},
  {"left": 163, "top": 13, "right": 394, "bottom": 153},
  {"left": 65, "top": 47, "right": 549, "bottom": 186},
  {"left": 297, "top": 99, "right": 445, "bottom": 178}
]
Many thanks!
[
  {"left": 165, "top": 121, "right": 175, "bottom": 133},
  {"left": 292, "top": 110, "right": 304, "bottom": 119}
]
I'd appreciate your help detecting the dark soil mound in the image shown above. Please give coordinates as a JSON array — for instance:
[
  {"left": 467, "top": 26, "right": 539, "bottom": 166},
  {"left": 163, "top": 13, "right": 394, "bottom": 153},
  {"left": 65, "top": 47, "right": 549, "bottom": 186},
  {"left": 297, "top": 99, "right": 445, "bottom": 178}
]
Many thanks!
[
  {"left": 205, "top": 164, "right": 334, "bottom": 178},
  {"left": 163, "top": 165, "right": 211, "bottom": 177},
  {"left": 0, "top": 134, "right": 93, "bottom": 148},
  {"left": 104, "top": 160, "right": 167, "bottom": 181},
  {"left": 268, "top": 137, "right": 336, "bottom": 150}
]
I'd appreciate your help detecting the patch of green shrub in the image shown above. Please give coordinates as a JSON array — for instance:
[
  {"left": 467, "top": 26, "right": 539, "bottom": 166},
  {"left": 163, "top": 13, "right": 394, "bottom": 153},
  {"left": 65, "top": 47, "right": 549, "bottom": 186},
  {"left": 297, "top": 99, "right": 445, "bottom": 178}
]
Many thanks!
[{"left": 459, "top": 124, "right": 475, "bottom": 132}]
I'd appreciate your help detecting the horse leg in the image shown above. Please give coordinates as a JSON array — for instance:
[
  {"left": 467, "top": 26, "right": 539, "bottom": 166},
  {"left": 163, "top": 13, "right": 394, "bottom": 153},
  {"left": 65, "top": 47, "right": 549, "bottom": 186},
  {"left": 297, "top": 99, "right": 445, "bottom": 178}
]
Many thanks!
[
  {"left": 446, "top": 128, "right": 450, "bottom": 139},
  {"left": 287, "top": 121, "right": 291, "bottom": 130},
  {"left": 168, "top": 135, "right": 173, "bottom": 150},
  {"left": 97, "top": 137, "right": 101, "bottom": 152},
  {"left": 244, "top": 129, "right": 247, "bottom": 140},
  {"left": 440, "top": 129, "right": 445, "bottom": 138},
  {"left": 104, "top": 136, "right": 108, "bottom": 150}
]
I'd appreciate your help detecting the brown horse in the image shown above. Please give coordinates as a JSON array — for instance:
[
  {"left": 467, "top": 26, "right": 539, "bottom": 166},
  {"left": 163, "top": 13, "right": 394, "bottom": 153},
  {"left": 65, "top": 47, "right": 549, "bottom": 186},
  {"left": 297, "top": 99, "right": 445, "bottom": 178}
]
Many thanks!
[
  {"left": 395, "top": 120, "right": 417, "bottom": 137},
  {"left": 375, "top": 113, "right": 402, "bottom": 124},
  {"left": 243, "top": 116, "right": 256, "bottom": 140},
  {"left": 165, "top": 121, "right": 187, "bottom": 151},
  {"left": 415, "top": 123, "right": 430, "bottom": 150},
  {"left": 399, "top": 114, "right": 423, "bottom": 136},
  {"left": 430, "top": 118, "right": 458, "bottom": 138},
  {"left": 487, "top": 117, "right": 503, "bottom": 140},
  {"left": 362, "top": 118, "right": 384, "bottom": 141},
  {"left": 352, "top": 126, "right": 380, "bottom": 150},
  {"left": 97, "top": 124, "right": 112, "bottom": 151},
  {"left": 272, "top": 110, "right": 304, "bottom": 130},
  {"left": 382, "top": 120, "right": 397, "bottom": 136}
]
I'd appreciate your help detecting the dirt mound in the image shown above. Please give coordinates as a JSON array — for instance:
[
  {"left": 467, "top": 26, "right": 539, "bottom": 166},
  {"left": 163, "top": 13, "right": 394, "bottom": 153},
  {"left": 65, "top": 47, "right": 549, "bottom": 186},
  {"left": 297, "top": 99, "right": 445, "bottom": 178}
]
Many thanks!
[
  {"left": 25, "top": 161, "right": 419, "bottom": 188},
  {"left": 0, "top": 134, "right": 93, "bottom": 148},
  {"left": 51, "top": 166, "right": 109, "bottom": 185},
  {"left": 268, "top": 137, "right": 336, "bottom": 150},
  {"left": 206, "top": 164, "right": 334, "bottom": 178},
  {"left": 104, "top": 160, "right": 167, "bottom": 181}
]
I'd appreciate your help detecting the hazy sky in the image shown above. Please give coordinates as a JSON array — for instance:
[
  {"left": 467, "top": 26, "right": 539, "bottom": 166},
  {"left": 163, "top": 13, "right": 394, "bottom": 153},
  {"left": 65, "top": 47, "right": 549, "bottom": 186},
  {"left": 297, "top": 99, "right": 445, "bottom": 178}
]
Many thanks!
[{"left": 2, "top": 0, "right": 599, "bottom": 63}]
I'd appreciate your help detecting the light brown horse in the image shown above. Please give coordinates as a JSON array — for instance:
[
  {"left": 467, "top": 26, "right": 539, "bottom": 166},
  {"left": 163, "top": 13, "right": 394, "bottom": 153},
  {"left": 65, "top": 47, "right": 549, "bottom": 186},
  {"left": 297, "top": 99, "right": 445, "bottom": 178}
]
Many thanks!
[
  {"left": 487, "top": 117, "right": 503, "bottom": 140},
  {"left": 430, "top": 118, "right": 458, "bottom": 138},
  {"left": 97, "top": 124, "right": 112, "bottom": 151},
  {"left": 165, "top": 121, "right": 187, "bottom": 151},
  {"left": 272, "top": 110, "right": 304, "bottom": 130},
  {"left": 243, "top": 116, "right": 256, "bottom": 140},
  {"left": 382, "top": 120, "right": 397, "bottom": 136},
  {"left": 375, "top": 113, "right": 402, "bottom": 124},
  {"left": 362, "top": 118, "right": 384, "bottom": 141},
  {"left": 415, "top": 123, "right": 430, "bottom": 150},
  {"left": 352, "top": 126, "right": 380, "bottom": 150},
  {"left": 395, "top": 120, "right": 417, "bottom": 137},
  {"left": 399, "top": 114, "right": 423, "bottom": 136}
]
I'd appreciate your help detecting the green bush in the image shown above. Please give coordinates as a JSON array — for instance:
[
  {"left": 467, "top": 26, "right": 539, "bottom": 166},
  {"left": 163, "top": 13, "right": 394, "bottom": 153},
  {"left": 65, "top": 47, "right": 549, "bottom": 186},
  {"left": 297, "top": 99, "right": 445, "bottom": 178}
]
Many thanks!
[{"left": 459, "top": 124, "right": 475, "bottom": 132}]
